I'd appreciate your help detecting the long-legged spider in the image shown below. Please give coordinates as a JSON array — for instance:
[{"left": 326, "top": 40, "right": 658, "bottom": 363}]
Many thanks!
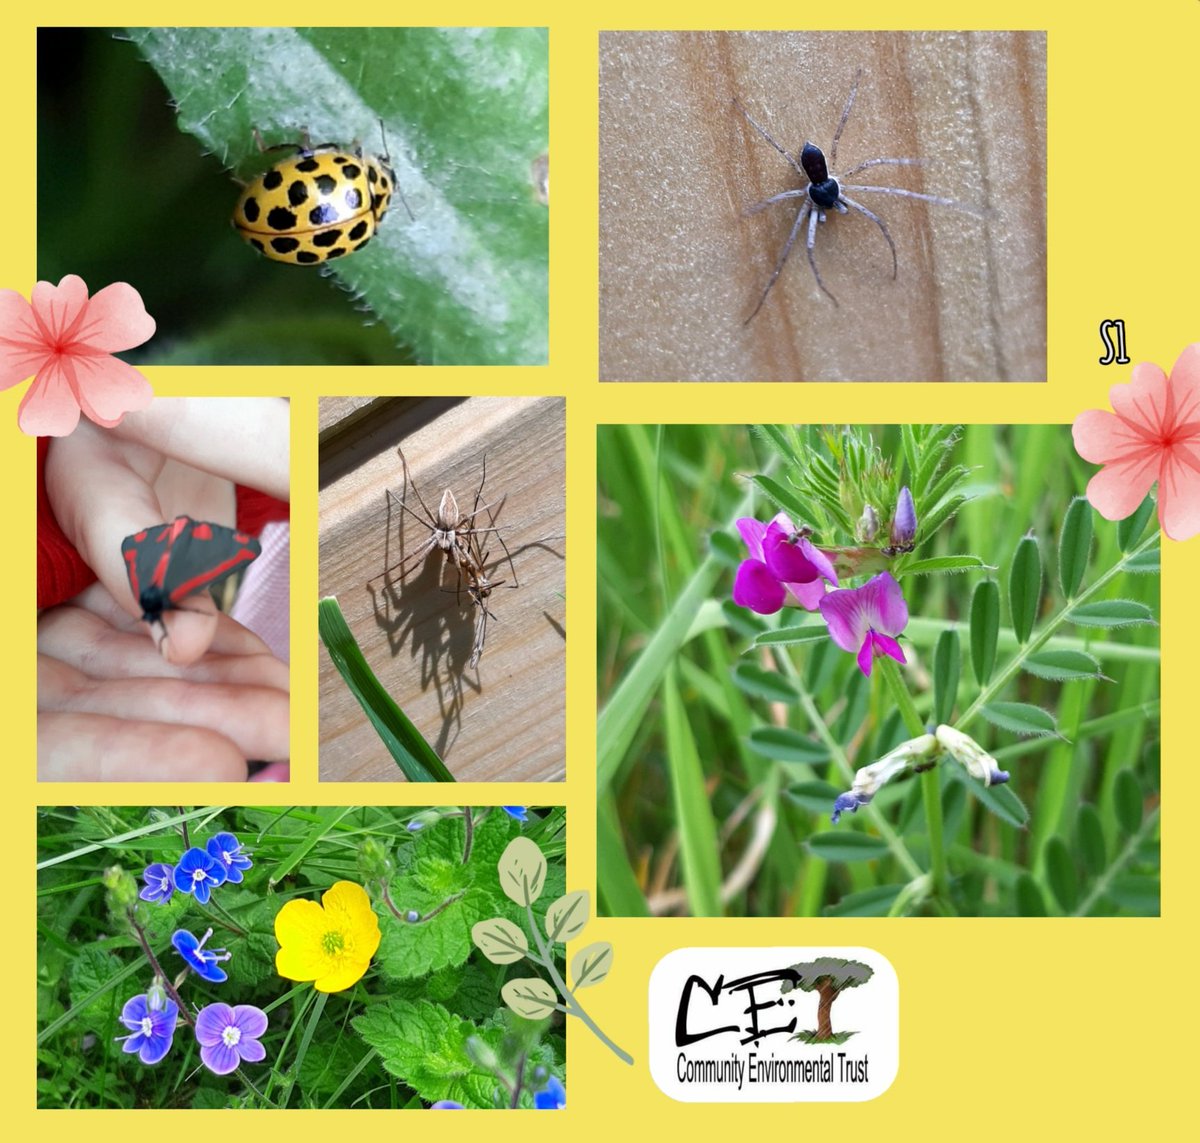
[{"left": 735, "top": 69, "right": 982, "bottom": 318}]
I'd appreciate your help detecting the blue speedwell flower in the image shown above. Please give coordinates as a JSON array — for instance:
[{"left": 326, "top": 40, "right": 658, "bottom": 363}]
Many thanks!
[
  {"left": 535, "top": 1075, "right": 566, "bottom": 1109},
  {"left": 173, "top": 846, "right": 227, "bottom": 904},
  {"left": 430, "top": 1101, "right": 465, "bottom": 1109},
  {"left": 194, "top": 1003, "right": 268, "bottom": 1075},
  {"left": 172, "top": 928, "right": 232, "bottom": 983},
  {"left": 139, "top": 862, "right": 175, "bottom": 904},
  {"left": 502, "top": 807, "right": 528, "bottom": 822},
  {"left": 115, "top": 990, "right": 179, "bottom": 1065},
  {"left": 206, "top": 832, "right": 252, "bottom": 884}
]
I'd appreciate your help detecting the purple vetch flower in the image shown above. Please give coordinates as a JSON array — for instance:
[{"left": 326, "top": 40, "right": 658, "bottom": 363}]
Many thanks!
[
  {"left": 502, "top": 806, "right": 528, "bottom": 822},
  {"left": 733, "top": 514, "right": 838, "bottom": 615},
  {"left": 831, "top": 733, "right": 939, "bottom": 824},
  {"left": 534, "top": 1075, "right": 566, "bottom": 1109},
  {"left": 206, "top": 832, "right": 252, "bottom": 884},
  {"left": 139, "top": 862, "right": 175, "bottom": 904},
  {"left": 889, "top": 486, "right": 917, "bottom": 551},
  {"left": 172, "top": 846, "right": 227, "bottom": 904},
  {"left": 430, "top": 1101, "right": 466, "bottom": 1109},
  {"left": 818, "top": 572, "right": 909, "bottom": 676},
  {"left": 115, "top": 990, "right": 179, "bottom": 1065},
  {"left": 172, "top": 927, "right": 232, "bottom": 983},
  {"left": 194, "top": 1003, "right": 268, "bottom": 1075}
]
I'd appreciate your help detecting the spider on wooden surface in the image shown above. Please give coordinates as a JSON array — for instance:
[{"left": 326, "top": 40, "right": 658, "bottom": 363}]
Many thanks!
[{"left": 735, "top": 69, "right": 983, "bottom": 319}]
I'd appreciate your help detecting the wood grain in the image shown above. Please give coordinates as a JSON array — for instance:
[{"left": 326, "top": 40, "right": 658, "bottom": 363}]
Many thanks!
[
  {"left": 599, "top": 31, "right": 1046, "bottom": 382},
  {"left": 318, "top": 396, "right": 565, "bottom": 782}
]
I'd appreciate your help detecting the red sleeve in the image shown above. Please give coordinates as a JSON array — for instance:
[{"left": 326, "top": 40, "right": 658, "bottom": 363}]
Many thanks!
[{"left": 37, "top": 436, "right": 289, "bottom": 610}]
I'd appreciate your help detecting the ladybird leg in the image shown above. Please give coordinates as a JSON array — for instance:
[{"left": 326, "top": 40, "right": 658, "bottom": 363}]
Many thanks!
[
  {"left": 804, "top": 204, "right": 838, "bottom": 306},
  {"left": 745, "top": 199, "right": 812, "bottom": 324},
  {"left": 841, "top": 183, "right": 986, "bottom": 217},
  {"left": 733, "top": 96, "right": 805, "bottom": 176},
  {"left": 840, "top": 194, "right": 898, "bottom": 280},
  {"left": 839, "top": 156, "right": 924, "bottom": 179},
  {"left": 829, "top": 67, "right": 863, "bottom": 171}
]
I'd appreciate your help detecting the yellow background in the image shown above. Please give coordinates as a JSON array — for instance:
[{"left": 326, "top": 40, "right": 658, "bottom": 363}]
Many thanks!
[{"left": 12, "top": 1, "right": 1197, "bottom": 1135}]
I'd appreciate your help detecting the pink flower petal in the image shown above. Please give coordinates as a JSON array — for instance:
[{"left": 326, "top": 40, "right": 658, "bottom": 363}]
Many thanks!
[
  {"left": 1071, "top": 408, "right": 1149, "bottom": 466},
  {"left": 0, "top": 289, "right": 49, "bottom": 391},
  {"left": 788, "top": 577, "right": 828, "bottom": 611},
  {"left": 1158, "top": 441, "right": 1200, "bottom": 540},
  {"left": 16, "top": 360, "right": 82, "bottom": 436},
  {"left": 29, "top": 275, "right": 90, "bottom": 345},
  {"left": 72, "top": 280, "right": 157, "bottom": 353},
  {"left": 735, "top": 518, "right": 768, "bottom": 561},
  {"left": 1084, "top": 460, "right": 1157, "bottom": 523},
  {"left": 69, "top": 352, "right": 153, "bottom": 427},
  {"left": 733, "top": 558, "right": 785, "bottom": 614}
]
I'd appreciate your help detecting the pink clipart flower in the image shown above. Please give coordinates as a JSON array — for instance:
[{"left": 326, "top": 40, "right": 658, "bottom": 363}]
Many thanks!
[
  {"left": 0, "top": 274, "right": 155, "bottom": 436},
  {"left": 1072, "top": 344, "right": 1200, "bottom": 541}
]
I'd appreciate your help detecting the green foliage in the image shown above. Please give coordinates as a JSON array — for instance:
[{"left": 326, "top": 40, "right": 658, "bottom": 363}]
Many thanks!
[
  {"left": 37, "top": 806, "right": 566, "bottom": 1108},
  {"left": 597, "top": 425, "right": 1160, "bottom": 918}
]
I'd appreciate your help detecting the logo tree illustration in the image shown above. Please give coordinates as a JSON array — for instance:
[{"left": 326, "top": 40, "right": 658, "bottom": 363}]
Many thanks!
[{"left": 782, "top": 957, "right": 874, "bottom": 1042}]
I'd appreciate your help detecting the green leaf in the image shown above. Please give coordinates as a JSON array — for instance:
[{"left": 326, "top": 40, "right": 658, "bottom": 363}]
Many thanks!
[
  {"left": 470, "top": 917, "right": 528, "bottom": 964},
  {"left": 752, "top": 624, "right": 828, "bottom": 647},
  {"left": 805, "top": 832, "right": 891, "bottom": 863},
  {"left": 1058, "top": 497, "right": 1093, "bottom": 599},
  {"left": 1068, "top": 600, "right": 1157, "bottom": 628},
  {"left": 317, "top": 597, "right": 453, "bottom": 781},
  {"left": 1117, "top": 495, "right": 1156, "bottom": 551},
  {"left": 1044, "top": 837, "right": 1079, "bottom": 911},
  {"left": 747, "top": 474, "right": 811, "bottom": 523},
  {"left": 1124, "top": 548, "right": 1160, "bottom": 574},
  {"left": 1014, "top": 874, "right": 1048, "bottom": 916},
  {"left": 731, "top": 662, "right": 799, "bottom": 703},
  {"left": 1104, "top": 875, "right": 1160, "bottom": 914},
  {"left": 1113, "top": 769, "right": 1144, "bottom": 835},
  {"left": 499, "top": 837, "right": 548, "bottom": 906},
  {"left": 970, "top": 580, "right": 1000, "bottom": 685},
  {"left": 1008, "top": 535, "right": 1042, "bottom": 643},
  {"left": 960, "top": 771, "right": 1029, "bottom": 828},
  {"left": 783, "top": 780, "right": 843, "bottom": 814},
  {"left": 129, "top": 27, "right": 548, "bottom": 365},
  {"left": 501, "top": 977, "right": 558, "bottom": 1018},
  {"left": 544, "top": 890, "right": 590, "bottom": 943},
  {"left": 903, "top": 555, "right": 992, "bottom": 576},
  {"left": 1022, "top": 649, "right": 1107, "bottom": 681},
  {"left": 710, "top": 529, "right": 744, "bottom": 567},
  {"left": 1076, "top": 804, "right": 1107, "bottom": 875},
  {"left": 571, "top": 942, "right": 614, "bottom": 989},
  {"left": 932, "top": 628, "right": 961, "bottom": 725},
  {"left": 980, "top": 701, "right": 1062, "bottom": 738},
  {"left": 353, "top": 998, "right": 556, "bottom": 1108},
  {"left": 824, "top": 885, "right": 905, "bottom": 917},
  {"left": 67, "top": 946, "right": 125, "bottom": 1034},
  {"left": 747, "top": 727, "right": 830, "bottom": 764}
]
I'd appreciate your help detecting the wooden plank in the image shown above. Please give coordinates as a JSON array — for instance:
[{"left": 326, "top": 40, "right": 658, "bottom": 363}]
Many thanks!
[
  {"left": 599, "top": 30, "right": 1046, "bottom": 381},
  {"left": 318, "top": 396, "right": 565, "bottom": 782}
]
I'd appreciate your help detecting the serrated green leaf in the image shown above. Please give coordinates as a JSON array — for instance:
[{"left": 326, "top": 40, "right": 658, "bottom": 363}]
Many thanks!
[
  {"left": 1022, "top": 649, "right": 1107, "bottom": 681},
  {"left": 501, "top": 977, "right": 558, "bottom": 1019},
  {"left": 732, "top": 662, "right": 799, "bottom": 703},
  {"left": 805, "top": 832, "right": 891, "bottom": 862},
  {"left": 571, "top": 941, "right": 614, "bottom": 989},
  {"left": 470, "top": 917, "right": 528, "bottom": 964},
  {"left": 545, "top": 890, "right": 590, "bottom": 943},
  {"left": 970, "top": 580, "right": 1000, "bottom": 685},
  {"left": 1068, "top": 600, "right": 1157, "bottom": 628},
  {"left": 1058, "top": 497, "right": 1093, "bottom": 599},
  {"left": 1008, "top": 535, "right": 1042, "bottom": 643},
  {"left": 747, "top": 727, "right": 830, "bottom": 763},
  {"left": 980, "top": 701, "right": 1061, "bottom": 738},
  {"left": 67, "top": 946, "right": 125, "bottom": 1034},
  {"left": 933, "top": 628, "right": 961, "bottom": 725}
]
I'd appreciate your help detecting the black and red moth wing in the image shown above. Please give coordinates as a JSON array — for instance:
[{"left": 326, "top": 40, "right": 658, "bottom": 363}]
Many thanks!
[{"left": 121, "top": 515, "right": 262, "bottom": 623}]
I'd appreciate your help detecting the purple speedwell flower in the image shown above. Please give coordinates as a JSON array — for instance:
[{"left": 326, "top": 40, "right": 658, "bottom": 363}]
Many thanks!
[
  {"left": 139, "top": 862, "right": 175, "bottom": 905},
  {"left": 115, "top": 990, "right": 179, "bottom": 1065},
  {"left": 818, "top": 572, "right": 909, "bottom": 676},
  {"left": 172, "top": 846, "right": 227, "bottom": 905},
  {"left": 430, "top": 1101, "right": 465, "bottom": 1109},
  {"left": 194, "top": 1003, "right": 268, "bottom": 1075},
  {"left": 172, "top": 927, "right": 232, "bottom": 983},
  {"left": 535, "top": 1075, "right": 566, "bottom": 1109},
  {"left": 206, "top": 832, "right": 252, "bottom": 884},
  {"left": 733, "top": 513, "right": 838, "bottom": 615}
]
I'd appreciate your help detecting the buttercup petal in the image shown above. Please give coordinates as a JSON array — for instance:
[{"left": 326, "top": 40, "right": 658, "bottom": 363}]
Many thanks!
[{"left": 314, "top": 957, "right": 372, "bottom": 993}]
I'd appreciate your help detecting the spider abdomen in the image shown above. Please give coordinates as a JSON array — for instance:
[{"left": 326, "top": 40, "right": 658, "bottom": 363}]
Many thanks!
[{"left": 808, "top": 177, "right": 841, "bottom": 210}]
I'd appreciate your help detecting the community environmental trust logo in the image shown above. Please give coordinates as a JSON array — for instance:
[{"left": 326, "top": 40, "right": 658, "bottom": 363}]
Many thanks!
[{"left": 648, "top": 947, "right": 898, "bottom": 1103}]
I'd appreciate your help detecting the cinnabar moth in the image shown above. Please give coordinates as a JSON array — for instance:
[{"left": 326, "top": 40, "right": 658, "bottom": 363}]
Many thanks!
[{"left": 121, "top": 516, "right": 261, "bottom": 628}]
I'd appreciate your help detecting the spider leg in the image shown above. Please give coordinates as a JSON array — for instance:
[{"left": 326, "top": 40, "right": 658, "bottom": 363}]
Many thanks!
[
  {"left": 841, "top": 184, "right": 985, "bottom": 217},
  {"left": 839, "top": 157, "right": 924, "bottom": 179},
  {"left": 733, "top": 96, "right": 805, "bottom": 175},
  {"left": 840, "top": 194, "right": 897, "bottom": 280},
  {"left": 396, "top": 448, "right": 440, "bottom": 529},
  {"left": 804, "top": 204, "right": 838, "bottom": 306},
  {"left": 828, "top": 67, "right": 863, "bottom": 171},
  {"left": 744, "top": 199, "right": 812, "bottom": 323},
  {"left": 744, "top": 188, "right": 810, "bottom": 217}
]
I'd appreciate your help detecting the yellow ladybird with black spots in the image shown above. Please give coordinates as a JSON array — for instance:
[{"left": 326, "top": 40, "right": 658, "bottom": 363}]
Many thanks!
[{"left": 233, "top": 142, "right": 396, "bottom": 264}]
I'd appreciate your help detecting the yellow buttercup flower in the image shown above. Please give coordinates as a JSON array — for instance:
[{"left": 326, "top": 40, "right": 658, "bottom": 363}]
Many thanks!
[{"left": 274, "top": 880, "right": 382, "bottom": 993}]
